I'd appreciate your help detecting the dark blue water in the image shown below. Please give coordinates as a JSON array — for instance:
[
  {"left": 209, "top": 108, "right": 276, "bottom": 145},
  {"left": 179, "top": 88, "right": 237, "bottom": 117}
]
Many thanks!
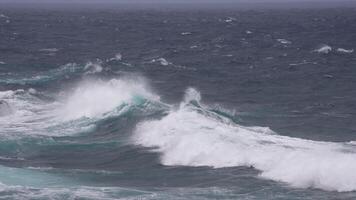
[{"left": 0, "top": 6, "right": 356, "bottom": 199}]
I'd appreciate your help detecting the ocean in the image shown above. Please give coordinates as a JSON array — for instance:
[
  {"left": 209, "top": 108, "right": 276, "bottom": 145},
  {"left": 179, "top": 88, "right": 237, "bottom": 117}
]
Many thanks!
[{"left": 0, "top": 4, "right": 356, "bottom": 199}]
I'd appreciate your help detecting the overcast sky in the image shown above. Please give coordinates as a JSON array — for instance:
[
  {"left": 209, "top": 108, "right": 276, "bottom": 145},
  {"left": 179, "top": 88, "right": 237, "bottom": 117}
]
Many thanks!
[{"left": 0, "top": 0, "right": 352, "bottom": 2}]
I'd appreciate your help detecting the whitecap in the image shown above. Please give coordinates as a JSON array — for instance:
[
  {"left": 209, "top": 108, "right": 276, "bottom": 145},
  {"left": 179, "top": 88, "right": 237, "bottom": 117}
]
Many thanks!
[
  {"left": 336, "top": 48, "right": 354, "bottom": 54},
  {"left": 181, "top": 32, "right": 192, "bottom": 36},
  {"left": 277, "top": 39, "right": 292, "bottom": 44},
  {"left": 224, "top": 17, "right": 236, "bottom": 23},
  {"left": 108, "top": 53, "right": 123, "bottom": 62},
  {"left": 314, "top": 45, "right": 332, "bottom": 54},
  {"left": 151, "top": 58, "right": 170, "bottom": 66}
]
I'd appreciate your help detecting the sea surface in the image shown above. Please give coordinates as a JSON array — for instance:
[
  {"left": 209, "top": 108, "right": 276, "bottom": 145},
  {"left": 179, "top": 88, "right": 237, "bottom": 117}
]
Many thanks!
[{"left": 0, "top": 5, "right": 356, "bottom": 199}]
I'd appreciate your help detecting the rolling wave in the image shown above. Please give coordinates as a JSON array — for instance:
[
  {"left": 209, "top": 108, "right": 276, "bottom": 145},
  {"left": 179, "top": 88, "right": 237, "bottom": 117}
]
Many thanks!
[{"left": 133, "top": 88, "right": 356, "bottom": 192}]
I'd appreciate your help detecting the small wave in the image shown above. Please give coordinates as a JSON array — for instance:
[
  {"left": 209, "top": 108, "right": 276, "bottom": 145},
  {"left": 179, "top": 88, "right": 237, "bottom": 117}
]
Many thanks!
[
  {"left": 181, "top": 32, "right": 192, "bottom": 36},
  {"left": 133, "top": 88, "right": 356, "bottom": 192},
  {"left": 39, "top": 48, "right": 59, "bottom": 53},
  {"left": 223, "top": 17, "right": 236, "bottom": 23},
  {"left": 148, "top": 58, "right": 196, "bottom": 71},
  {"left": 313, "top": 45, "right": 332, "bottom": 54},
  {"left": 336, "top": 48, "right": 354, "bottom": 54},
  {"left": 151, "top": 58, "right": 171, "bottom": 66},
  {"left": 107, "top": 53, "right": 123, "bottom": 62},
  {"left": 277, "top": 39, "right": 292, "bottom": 44}
]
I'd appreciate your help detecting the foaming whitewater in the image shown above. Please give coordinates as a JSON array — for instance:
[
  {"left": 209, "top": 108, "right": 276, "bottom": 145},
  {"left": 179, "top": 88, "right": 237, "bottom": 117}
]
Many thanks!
[
  {"left": 133, "top": 88, "right": 356, "bottom": 192},
  {"left": 0, "top": 89, "right": 60, "bottom": 138}
]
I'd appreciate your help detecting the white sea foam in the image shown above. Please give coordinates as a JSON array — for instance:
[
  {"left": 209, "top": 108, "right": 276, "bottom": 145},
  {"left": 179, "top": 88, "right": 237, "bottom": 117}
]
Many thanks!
[
  {"left": 181, "top": 32, "right": 192, "bottom": 36},
  {"left": 39, "top": 48, "right": 59, "bottom": 52},
  {"left": 60, "top": 78, "right": 158, "bottom": 120},
  {"left": 0, "top": 100, "right": 13, "bottom": 117},
  {"left": 0, "top": 89, "right": 61, "bottom": 137},
  {"left": 314, "top": 45, "right": 332, "bottom": 54},
  {"left": 277, "top": 39, "right": 292, "bottom": 44},
  {"left": 133, "top": 88, "right": 356, "bottom": 192},
  {"left": 151, "top": 58, "right": 170, "bottom": 66},
  {"left": 108, "top": 53, "right": 123, "bottom": 62},
  {"left": 336, "top": 48, "right": 354, "bottom": 54},
  {"left": 84, "top": 61, "right": 103, "bottom": 74},
  {"left": 224, "top": 17, "right": 236, "bottom": 23}
]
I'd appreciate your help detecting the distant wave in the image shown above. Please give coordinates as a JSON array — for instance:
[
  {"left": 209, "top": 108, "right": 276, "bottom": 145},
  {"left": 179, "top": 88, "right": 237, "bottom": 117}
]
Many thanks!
[
  {"left": 0, "top": 63, "right": 82, "bottom": 85},
  {"left": 313, "top": 45, "right": 332, "bottom": 54},
  {"left": 276, "top": 39, "right": 291, "bottom": 44},
  {"left": 0, "top": 60, "right": 114, "bottom": 85},
  {"left": 336, "top": 48, "right": 354, "bottom": 54}
]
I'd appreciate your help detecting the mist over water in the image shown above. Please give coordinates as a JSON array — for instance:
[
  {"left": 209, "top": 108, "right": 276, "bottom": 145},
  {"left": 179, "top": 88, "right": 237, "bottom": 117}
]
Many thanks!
[{"left": 0, "top": 3, "right": 356, "bottom": 200}]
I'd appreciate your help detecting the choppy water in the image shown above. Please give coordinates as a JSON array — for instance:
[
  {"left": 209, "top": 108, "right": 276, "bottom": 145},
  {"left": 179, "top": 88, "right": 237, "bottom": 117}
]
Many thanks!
[{"left": 1, "top": 6, "right": 356, "bottom": 200}]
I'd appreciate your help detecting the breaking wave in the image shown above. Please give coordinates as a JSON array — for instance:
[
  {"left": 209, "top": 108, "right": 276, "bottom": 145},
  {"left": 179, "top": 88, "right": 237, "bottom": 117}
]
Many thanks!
[
  {"left": 2, "top": 70, "right": 356, "bottom": 193},
  {"left": 133, "top": 88, "right": 356, "bottom": 192},
  {"left": 59, "top": 77, "right": 159, "bottom": 120}
]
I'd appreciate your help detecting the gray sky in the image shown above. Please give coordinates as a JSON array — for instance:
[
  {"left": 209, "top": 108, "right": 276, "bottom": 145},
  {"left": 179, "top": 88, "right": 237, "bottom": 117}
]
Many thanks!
[{"left": 0, "top": 0, "right": 351, "bottom": 2}]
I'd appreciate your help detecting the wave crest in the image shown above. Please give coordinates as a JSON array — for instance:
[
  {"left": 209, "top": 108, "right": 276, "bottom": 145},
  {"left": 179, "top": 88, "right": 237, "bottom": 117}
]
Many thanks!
[{"left": 59, "top": 78, "right": 159, "bottom": 121}]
